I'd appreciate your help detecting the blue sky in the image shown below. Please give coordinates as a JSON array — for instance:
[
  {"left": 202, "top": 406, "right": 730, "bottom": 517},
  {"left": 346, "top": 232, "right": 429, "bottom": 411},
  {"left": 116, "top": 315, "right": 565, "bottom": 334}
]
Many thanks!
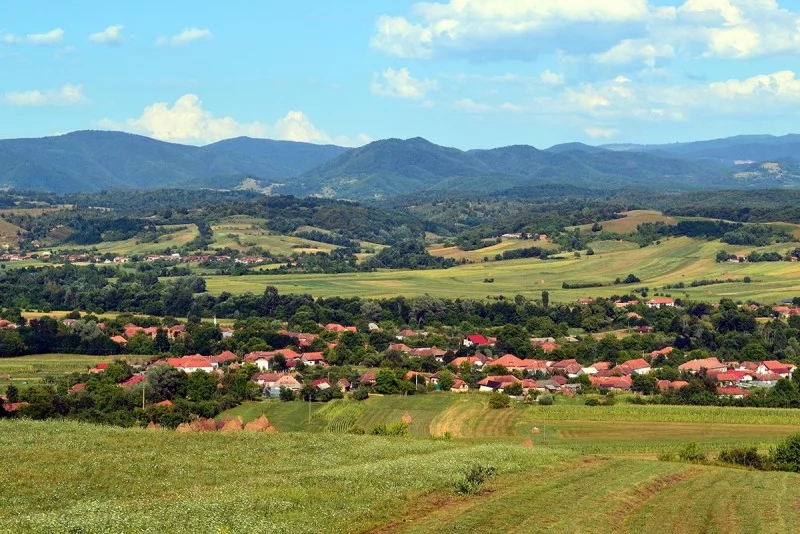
[{"left": 2, "top": 0, "right": 799, "bottom": 149}]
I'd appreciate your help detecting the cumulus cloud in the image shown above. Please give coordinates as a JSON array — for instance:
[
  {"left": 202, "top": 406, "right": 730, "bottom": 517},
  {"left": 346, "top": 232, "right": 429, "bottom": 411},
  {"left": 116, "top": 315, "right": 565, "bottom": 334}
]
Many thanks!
[
  {"left": 374, "top": 0, "right": 800, "bottom": 62},
  {"left": 453, "top": 98, "right": 521, "bottom": 113},
  {"left": 371, "top": 67, "right": 438, "bottom": 102},
  {"left": 97, "top": 94, "right": 367, "bottom": 146},
  {"left": 157, "top": 28, "right": 213, "bottom": 47},
  {"left": 1, "top": 31, "right": 21, "bottom": 44},
  {"left": 26, "top": 28, "right": 64, "bottom": 45},
  {"left": 372, "top": 0, "right": 650, "bottom": 59},
  {"left": 584, "top": 127, "right": 619, "bottom": 139},
  {"left": 89, "top": 25, "right": 124, "bottom": 46},
  {"left": 539, "top": 69, "right": 565, "bottom": 85},
  {"left": 2, "top": 84, "right": 88, "bottom": 106}
]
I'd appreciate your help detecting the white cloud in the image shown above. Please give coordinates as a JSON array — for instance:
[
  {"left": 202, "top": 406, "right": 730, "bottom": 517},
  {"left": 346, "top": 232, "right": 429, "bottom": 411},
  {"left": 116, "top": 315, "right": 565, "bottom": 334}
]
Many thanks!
[
  {"left": 584, "top": 127, "right": 618, "bottom": 139},
  {"left": 371, "top": 67, "right": 438, "bottom": 102},
  {"left": 708, "top": 70, "right": 800, "bottom": 99},
  {"left": 539, "top": 69, "right": 564, "bottom": 85},
  {"left": 98, "top": 94, "right": 367, "bottom": 146},
  {"left": 2, "top": 84, "right": 88, "bottom": 106},
  {"left": 157, "top": 28, "right": 213, "bottom": 47},
  {"left": 372, "top": 0, "right": 650, "bottom": 58},
  {"left": 374, "top": 0, "right": 800, "bottom": 62},
  {"left": 26, "top": 28, "right": 64, "bottom": 45},
  {"left": 454, "top": 98, "right": 522, "bottom": 113},
  {"left": 89, "top": 25, "right": 124, "bottom": 46},
  {"left": 1, "top": 31, "right": 21, "bottom": 44}
]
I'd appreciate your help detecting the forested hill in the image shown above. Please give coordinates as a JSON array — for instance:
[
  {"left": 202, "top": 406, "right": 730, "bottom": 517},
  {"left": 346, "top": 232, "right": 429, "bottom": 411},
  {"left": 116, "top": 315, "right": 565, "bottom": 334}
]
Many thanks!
[
  {"left": 1, "top": 130, "right": 800, "bottom": 197},
  {"left": 0, "top": 131, "right": 347, "bottom": 193}
]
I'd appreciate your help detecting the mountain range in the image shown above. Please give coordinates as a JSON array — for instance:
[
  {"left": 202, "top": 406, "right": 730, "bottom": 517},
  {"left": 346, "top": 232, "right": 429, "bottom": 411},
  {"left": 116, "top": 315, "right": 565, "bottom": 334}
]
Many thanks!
[{"left": 0, "top": 130, "right": 798, "bottom": 198}]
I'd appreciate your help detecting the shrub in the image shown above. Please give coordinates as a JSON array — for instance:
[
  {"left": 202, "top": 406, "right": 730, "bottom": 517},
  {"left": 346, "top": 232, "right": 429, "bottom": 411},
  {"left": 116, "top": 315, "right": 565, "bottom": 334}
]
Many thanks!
[
  {"left": 718, "top": 446, "right": 765, "bottom": 469},
  {"left": 678, "top": 442, "right": 707, "bottom": 462},
  {"left": 537, "top": 394, "right": 554, "bottom": 406},
  {"left": 453, "top": 464, "right": 496, "bottom": 495},
  {"left": 369, "top": 420, "right": 410, "bottom": 437},
  {"left": 351, "top": 387, "right": 370, "bottom": 401},
  {"left": 488, "top": 392, "right": 511, "bottom": 409},
  {"left": 584, "top": 398, "right": 600, "bottom": 406},
  {"left": 771, "top": 433, "right": 800, "bottom": 472}
]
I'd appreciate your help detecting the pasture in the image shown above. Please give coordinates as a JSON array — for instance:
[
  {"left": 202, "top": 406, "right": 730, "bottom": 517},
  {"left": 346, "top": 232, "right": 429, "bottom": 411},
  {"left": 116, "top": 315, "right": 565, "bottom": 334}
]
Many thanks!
[
  {"left": 0, "top": 354, "right": 113, "bottom": 393},
  {"left": 3, "top": 395, "right": 800, "bottom": 533},
  {"left": 428, "top": 237, "right": 558, "bottom": 262},
  {"left": 571, "top": 209, "right": 677, "bottom": 233},
  {"left": 202, "top": 236, "right": 800, "bottom": 303},
  {"left": 83, "top": 224, "right": 200, "bottom": 255}
]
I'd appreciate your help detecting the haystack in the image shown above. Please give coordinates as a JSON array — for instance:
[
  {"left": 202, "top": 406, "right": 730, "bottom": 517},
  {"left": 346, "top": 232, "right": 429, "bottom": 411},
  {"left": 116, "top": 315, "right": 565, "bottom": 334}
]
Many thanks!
[
  {"left": 244, "top": 415, "right": 271, "bottom": 432},
  {"left": 401, "top": 411, "right": 413, "bottom": 425},
  {"left": 220, "top": 417, "right": 243, "bottom": 433}
]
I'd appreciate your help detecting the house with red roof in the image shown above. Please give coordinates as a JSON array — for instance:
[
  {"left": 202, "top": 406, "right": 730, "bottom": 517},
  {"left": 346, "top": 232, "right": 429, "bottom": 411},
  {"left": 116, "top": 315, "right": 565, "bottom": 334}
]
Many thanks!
[
  {"left": 451, "top": 356, "right": 487, "bottom": 368},
  {"left": 119, "top": 375, "right": 147, "bottom": 388},
  {"left": 396, "top": 329, "right": 417, "bottom": 340},
  {"left": 210, "top": 351, "right": 238, "bottom": 365},
  {"left": 301, "top": 352, "right": 326, "bottom": 366},
  {"left": 166, "top": 356, "right": 214, "bottom": 373},
  {"left": 358, "top": 369, "right": 379, "bottom": 386},
  {"left": 477, "top": 375, "right": 520, "bottom": 392},
  {"left": 650, "top": 346, "right": 674, "bottom": 359},
  {"left": 450, "top": 378, "right": 470, "bottom": 392},
  {"left": 462, "top": 334, "right": 492, "bottom": 348},
  {"left": 757, "top": 360, "right": 797, "bottom": 378},
  {"left": 312, "top": 379, "right": 333, "bottom": 390},
  {"left": 717, "top": 386, "right": 749, "bottom": 399},
  {"left": 491, "top": 354, "right": 525, "bottom": 371},
  {"left": 68, "top": 383, "right": 86, "bottom": 394},
  {"left": 646, "top": 297, "right": 675, "bottom": 309},
  {"left": 678, "top": 357, "right": 726, "bottom": 374},
  {"left": 337, "top": 378, "right": 351, "bottom": 392},
  {"left": 620, "top": 358, "right": 652, "bottom": 375}
]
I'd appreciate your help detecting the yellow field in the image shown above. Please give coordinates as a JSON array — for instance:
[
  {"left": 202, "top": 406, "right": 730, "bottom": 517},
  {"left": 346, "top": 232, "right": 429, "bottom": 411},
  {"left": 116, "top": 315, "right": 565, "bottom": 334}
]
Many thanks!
[
  {"left": 572, "top": 210, "right": 677, "bottom": 233},
  {"left": 83, "top": 224, "right": 200, "bottom": 254},
  {"left": 429, "top": 237, "right": 558, "bottom": 262}
]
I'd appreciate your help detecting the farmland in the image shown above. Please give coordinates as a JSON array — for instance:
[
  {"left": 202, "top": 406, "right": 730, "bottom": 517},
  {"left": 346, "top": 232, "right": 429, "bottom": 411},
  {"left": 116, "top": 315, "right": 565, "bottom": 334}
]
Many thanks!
[
  {"left": 0, "top": 354, "right": 114, "bottom": 393},
  {"left": 203, "top": 236, "right": 800, "bottom": 303},
  {"left": 3, "top": 396, "right": 800, "bottom": 533}
]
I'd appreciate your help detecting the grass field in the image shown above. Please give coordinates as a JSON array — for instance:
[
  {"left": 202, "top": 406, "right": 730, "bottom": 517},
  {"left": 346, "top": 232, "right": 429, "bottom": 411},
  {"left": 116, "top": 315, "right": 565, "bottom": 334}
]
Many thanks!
[
  {"left": 82, "top": 224, "right": 200, "bottom": 255},
  {"left": 572, "top": 210, "right": 678, "bottom": 233},
  {"left": 0, "top": 354, "right": 114, "bottom": 392},
  {"left": 202, "top": 236, "right": 800, "bottom": 303},
  {"left": 3, "top": 394, "right": 800, "bottom": 533},
  {"left": 428, "top": 237, "right": 558, "bottom": 263}
]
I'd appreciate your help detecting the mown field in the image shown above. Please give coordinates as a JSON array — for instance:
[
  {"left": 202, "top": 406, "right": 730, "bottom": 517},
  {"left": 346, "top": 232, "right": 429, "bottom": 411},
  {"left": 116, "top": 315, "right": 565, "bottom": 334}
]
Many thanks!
[
  {"left": 3, "top": 394, "right": 800, "bottom": 533},
  {"left": 203, "top": 236, "right": 800, "bottom": 303},
  {"left": 83, "top": 224, "right": 201, "bottom": 255},
  {"left": 0, "top": 354, "right": 114, "bottom": 393},
  {"left": 428, "top": 237, "right": 558, "bottom": 263}
]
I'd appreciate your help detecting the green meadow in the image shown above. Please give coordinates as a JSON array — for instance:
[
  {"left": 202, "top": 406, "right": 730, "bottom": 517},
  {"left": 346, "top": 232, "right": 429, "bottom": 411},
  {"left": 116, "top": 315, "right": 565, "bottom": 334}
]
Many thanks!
[
  {"left": 203, "top": 236, "right": 800, "bottom": 303},
  {"left": 0, "top": 354, "right": 114, "bottom": 393},
  {"left": 3, "top": 394, "right": 800, "bottom": 533}
]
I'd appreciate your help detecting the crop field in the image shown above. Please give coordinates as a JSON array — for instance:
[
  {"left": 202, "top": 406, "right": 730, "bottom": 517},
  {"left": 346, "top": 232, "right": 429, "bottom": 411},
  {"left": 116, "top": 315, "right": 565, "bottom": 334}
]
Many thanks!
[
  {"left": 202, "top": 236, "right": 800, "bottom": 303},
  {"left": 85, "top": 224, "right": 200, "bottom": 255},
  {"left": 428, "top": 237, "right": 558, "bottom": 263},
  {"left": 4, "top": 396, "right": 800, "bottom": 533},
  {"left": 572, "top": 209, "right": 677, "bottom": 233},
  {"left": 211, "top": 216, "right": 340, "bottom": 255},
  {"left": 0, "top": 354, "right": 114, "bottom": 393}
]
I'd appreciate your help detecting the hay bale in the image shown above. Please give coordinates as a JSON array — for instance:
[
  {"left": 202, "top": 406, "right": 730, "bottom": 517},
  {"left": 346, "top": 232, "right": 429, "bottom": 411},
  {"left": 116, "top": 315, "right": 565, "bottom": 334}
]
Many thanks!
[
  {"left": 244, "top": 415, "right": 271, "bottom": 432},
  {"left": 146, "top": 422, "right": 161, "bottom": 430},
  {"left": 220, "top": 417, "right": 243, "bottom": 433},
  {"left": 265, "top": 426, "right": 278, "bottom": 434},
  {"left": 401, "top": 411, "right": 413, "bottom": 425},
  {"left": 176, "top": 423, "right": 193, "bottom": 433},
  {"left": 531, "top": 427, "right": 541, "bottom": 434},
  {"left": 522, "top": 438, "right": 533, "bottom": 447}
]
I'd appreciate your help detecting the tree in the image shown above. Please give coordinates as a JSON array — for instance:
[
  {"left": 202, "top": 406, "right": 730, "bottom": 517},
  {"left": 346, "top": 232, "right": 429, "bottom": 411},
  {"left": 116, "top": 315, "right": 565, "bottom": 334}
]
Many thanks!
[
  {"left": 154, "top": 328, "right": 170, "bottom": 353},
  {"left": 488, "top": 392, "right": 511, "bottom": 409},
  {"left": 186, "top": 370, "right": 218, "bottom": 401},
  {"left": 145, "top": 364, "right": 188, "bottom": 402},
  {"left": 278, "top": 386, "right": 295, "bottom": 402},
  {"left": 5, "top": 383, "right": 18, "bottom": 403},
  {"left": 375, "top": 368, "right": 400, "bottom": 394},
  {"left": 438, "top": 370, "right": 455, "bottom": 391},
  {"left": 503, "top": 382, "right": 523, "bottom": 396},
  {"left": 0, "top": 330, "right": 25, "bottom": 357},
  {"left": 772, "top": 434, "right": 800, "bottom": 472},
  {"left": 631, "top": 374, "right": 658, "bottom": 395}
]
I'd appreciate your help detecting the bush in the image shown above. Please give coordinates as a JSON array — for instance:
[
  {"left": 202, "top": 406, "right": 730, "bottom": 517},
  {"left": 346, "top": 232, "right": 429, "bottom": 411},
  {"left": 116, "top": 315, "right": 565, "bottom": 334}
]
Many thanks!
[
  {"left": 584, "top": 398, "right": 600, "bottom": 406},
  {"left": 351, "top": 387, "right": 370, "bottom": 401},
  {"left": 488, "top": 392, "right": 511, "bottom": 409},
  {"left": 771, "top": 433, "right": 800, "bottom": 472},
  {"left": 453, "top": 464, "right": 496, "bottom": 495},
  {"left": 718, "top": 446, "right": 765, "bottom": 469},
  {"left": 678, "top": 442, "right": 707, "bottom": 462},
  {"left": 369, "top": 420, "right": 410, "bottom": 436},
  {"left": 537, "top": 394, "right": 554, "bottom": 406}
]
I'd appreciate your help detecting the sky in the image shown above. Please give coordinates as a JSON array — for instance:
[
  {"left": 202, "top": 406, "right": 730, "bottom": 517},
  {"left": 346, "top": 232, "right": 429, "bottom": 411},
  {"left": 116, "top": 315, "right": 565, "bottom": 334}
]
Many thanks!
[{"left": 1, "top": 0, "right": 800, "bottom": 149}]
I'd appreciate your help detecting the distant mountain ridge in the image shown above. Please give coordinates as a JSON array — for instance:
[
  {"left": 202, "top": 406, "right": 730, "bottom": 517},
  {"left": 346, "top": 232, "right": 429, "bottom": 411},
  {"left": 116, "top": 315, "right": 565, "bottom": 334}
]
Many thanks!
[{"left": 0, "top": 130, "right": 799, "bottom": 197}]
